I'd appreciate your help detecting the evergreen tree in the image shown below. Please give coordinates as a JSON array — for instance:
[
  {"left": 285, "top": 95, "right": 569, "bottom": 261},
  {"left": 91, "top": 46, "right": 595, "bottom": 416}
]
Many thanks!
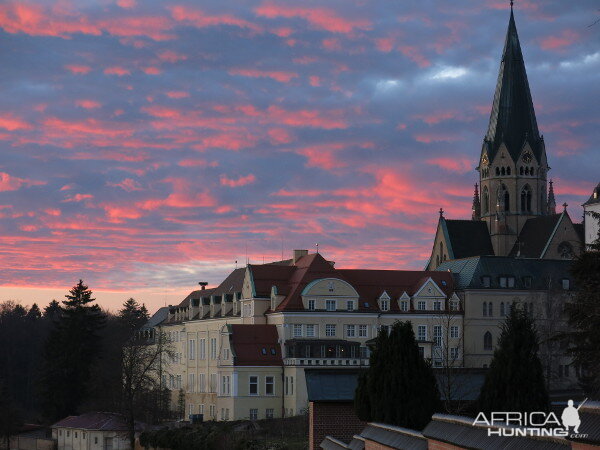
[
  {"left": 354, "top": 321, "right": 440, "bottom": 430},
  {"left": 567, "top": 212, "right": 600, "bottom": 398},
  {"left": 43, "top": 300, "right": 61, "bottom": 321},
  {"left": 478, "top": 305, "right": 549, "bottom": 414},
  {"left": 118, "top": 298, "right": 150, "bottom": 332},
  {"left": 39, "top": 280, "right": 106, "bottom": 419}
]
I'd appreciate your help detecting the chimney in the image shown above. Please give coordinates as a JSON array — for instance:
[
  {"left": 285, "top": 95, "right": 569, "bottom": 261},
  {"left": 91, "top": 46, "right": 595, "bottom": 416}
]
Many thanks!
[{"left": 293, "top": 249, "right": 308, "bottom": 264}]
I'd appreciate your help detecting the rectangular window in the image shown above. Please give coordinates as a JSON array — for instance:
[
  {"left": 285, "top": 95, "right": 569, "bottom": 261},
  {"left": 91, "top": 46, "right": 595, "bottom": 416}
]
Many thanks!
[
  {"left": 199, "top": 339, "right": 206, "bottom": 360},
  {"left": 189, "top": 404, "right": 194, "bottom": 416},
  {"left": 210, "top": 338, "right": 217, "bottom": 359},
  {"left": 188, "top": 373, "right": 195, "bottom": 393},
  {"left": 562, "top": 279, "right": 570, "bottom": 290},
  {"left": 347, "top": 300, "right": 354, "bottom": 311},
  {"left": 290, "top": 376, "right": 294, "bottom": 395},
  {"left": 210, "top": 405, "right": 215, "bottom": 419},
  {"left": 224, "top": 348, "right": 230, "bottom": 360},
  {"left": 293, "top": 324, "right": 303, "bottom": 338},
  {"left": 450, "top": 300, "right": 459, "bottom": 311},
  {"left": 249, "top": 409, "right": 258, "bottom": 420},
  {"left": 417, "top": 325, "right": 427, "bottom": 341},
  {"left": 433, "top": 301, "right": 442, "bottom": 311},
  {"left": 346, "top": 324, "right": 356, "bottom": 338},
  {"left": 249, "top": 376, "right": 258, "bottom": 395},
  {"left": 418, "top": 346, "right": 425, "bottom": 358},
  {"left": 188, "top": 339, "right": 196, "bottom": 360},
  {"left": 265, "top": 376, "right": 274, "bottom": 395},
  {"left": 325, "top": 324, "right": 336, "bottom": 337},
  {"left": 380, "top": 299, "right": 389, "bottom": 311},
  {"left": 358, "top": 324, "right": 368, "bottom": 338},
  {"left": 285, "top": 376, "right": 288, "bottom": 395},
  {"left": 450, "top": 326, "right": 459, "bottom": 339},
  {"left": 326, "top": 300, "right": 336, "bottom": 311},
  {"left": 417, "top": 301, "right": 426, "bottom": 311},
  {"left": 308, "top": 299, "right": 315, "bottom": 311},
  {"left": 200, "top": 404, "right": 204, "bottom": 414},
  {"left": 523, "top": 276, "right": 532, "bottom": 288},
  {"left": 359, "top": 346, "right": 368, "bottom": 359},
  {"left": 199, "top": 373, "right": 206, "bottom": 393},
  {"left": 507, "top": 277, "right": 515, "bottom": 288},
  {"left": 176, "top": 374, "right": 182, "bottom": 389},
  {"left": 450, "top": 347, "right": 459, "bottom": 360},
  {"left": 433, "top": 325, "right": 442, "bottom": 347},
  {"left": 221, "top": 375, "right": 230, "bottom": 395},
  {"left": 306, "top": 324, "right": 316, "bottom": 337},
  {"left": 266, "top": 408, "right": 274, "bottom": 419},
  {"left": 499, "top": 276, "right": 507, "bottom": 288},
  {"left": 400, "top": 300, "right": 408, "bottom": 311},
  {"left": 210, "top": 374, "right": 217, "bottom": 393}
]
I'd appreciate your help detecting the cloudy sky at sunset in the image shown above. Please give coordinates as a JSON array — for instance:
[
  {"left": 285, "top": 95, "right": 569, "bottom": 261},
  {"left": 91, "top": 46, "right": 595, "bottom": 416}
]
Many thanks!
[{"left": 0, "top": 0, "right": 598, "bottom": 312}]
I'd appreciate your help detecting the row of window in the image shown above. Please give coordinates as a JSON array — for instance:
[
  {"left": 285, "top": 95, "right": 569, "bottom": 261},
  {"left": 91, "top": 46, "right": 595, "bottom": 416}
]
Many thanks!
[
  {"left": 482, "top": 166, "right": 537, "bottom": 178},
  {"left": 57, "top": 430, "right": 101, "bottom": 445},
  {"left": 291, "top": 323, "right": 369, "bottom": 339},
  {"left": 187, "top": 338, "right": 218, "bottom": 360},
  {"left": 416, "top": 324, "right": 460, "bottom": 343},
  {"left": 248, "top": 375, "right": 275, "bottom": 396},
  {"left": 480, "top": 275, "right": 570, "bottom": 290}
]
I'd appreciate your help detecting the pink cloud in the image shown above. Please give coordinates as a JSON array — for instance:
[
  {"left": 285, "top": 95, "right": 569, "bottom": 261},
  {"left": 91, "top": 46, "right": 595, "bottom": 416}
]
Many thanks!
[
  {"left": 0, "top": 172, "right": 45, "bottom": 192},
  {"left": 229, "top": 68, "right": 298, "bottom": 83},
  {"left": 375, "top": 37, "right": 394, "bottom": 52},
  {"left": 107, "top": 178, "right": 143, "bottom": 192},
  {"left": 75, "top": 99, "right": 101, "bottom": 109},
  {"left": 170, "top": 5, "right": 263, "bottom": 33},
  {"left": 177, "top": 159, "right": 219, "bottom": 168},
  {"left": 116, "top": 0, "right": 136, "bottom": 9},
  {"left": 220, "top": 174, "right": 257, "bottom": 187},
  {"left": 268, "top": 128, "right": 295, "bottom": 144},
  {"left": 0, "top": 114, "right": 31, "bottom": 131},
  {"left": 540, "top": 30, "right": 579, "bottom": 51},
  {"left": 65, "top": 64, "right": 92, "bottom": 74},
  {"left": 63, "top": 193, "right": 94, "bottom": 203},
  {"left": 166, "top": 91, "right": 190, "bottom": 99},
  {"left": 157, "top": 50, "right": 188, "bottom": 63},
  {"left": 413, "top": 110, "right": 459, "bottom": 125},
  {"left": 425, "top": 157, "right": 473, "bottom": 174},
  {"left": 255, "top": 2, "right": 371, "bottom": 33},
  {"left": 143, "top": 66, "right": 162, "bottom": 75},
  {"left": 104, "top": 66, "right": 130, "bottom": 76}
]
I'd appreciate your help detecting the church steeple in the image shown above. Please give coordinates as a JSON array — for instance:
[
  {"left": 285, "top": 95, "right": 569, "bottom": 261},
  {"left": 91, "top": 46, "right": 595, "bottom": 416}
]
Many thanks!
[
  {"left": 547, "top": 179, "right": 557, "bottom": 214},
  {"left": 472, "top": 183, "right": 481, "bottom": 220},
  {"left": 484, "top": 6, "right": 543, "bottom": 163}
]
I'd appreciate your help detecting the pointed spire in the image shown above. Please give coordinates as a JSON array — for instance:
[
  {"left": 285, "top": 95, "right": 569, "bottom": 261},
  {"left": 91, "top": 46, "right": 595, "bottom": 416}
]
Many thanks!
[
  {"left": 484, "top": 5, "right": 541, "bottom": 163},
  {"left": 547, "top": 179, "right": 556, "bottom": 214},
  {"left": 472, "top": 183, "right": 481, "bottom": 220}
]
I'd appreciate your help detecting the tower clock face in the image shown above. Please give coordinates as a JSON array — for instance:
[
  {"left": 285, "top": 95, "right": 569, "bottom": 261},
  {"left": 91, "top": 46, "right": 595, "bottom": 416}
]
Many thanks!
[{"left": 522, "top": 151, "right": 532, "bottom": 163}]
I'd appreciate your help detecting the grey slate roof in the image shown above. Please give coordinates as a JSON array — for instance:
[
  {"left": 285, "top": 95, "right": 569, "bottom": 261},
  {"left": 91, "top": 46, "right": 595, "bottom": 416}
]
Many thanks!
[
  {"left": 142, "top": 306, "right": 169, "bottom": 328},
  {"left": 484, "top": 9, "right": 543, "bottom": 163},
  {"left": 305, "top": 370, "right": 361, "bottom": 402},
  {"left": 508, "top": 213, "right": 563, "bottom": 258},
  {"left": 444, "top": 219, "right": 494, "bottom": 259},
  {"left": 358, "top": 423, "right": 427, "bottom": 450},
  {"left": 423, "top": 415, "right": 570, "bottom": 449},
  {"left": 436, "top": 256, "right": 574, "bottom": 290}
]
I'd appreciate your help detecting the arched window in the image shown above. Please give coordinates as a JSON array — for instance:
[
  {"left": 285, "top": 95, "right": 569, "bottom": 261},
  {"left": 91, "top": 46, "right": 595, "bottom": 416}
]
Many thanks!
[
  {"left": 530, "top": 167, "right": 534, "bottom": 175},
  {"left": 521, "top": 185, "right": 532, "bottom": 212},
  {"left": 520, "top": 167, "right": 524, "bottom": 175},
  {"left": 504, "top": 189, "right": 510, "bottom": 212},
  {"left": 488, "top": 302, "right": 493, "bottom": 316},
  {"left": 483, "top": 302, "right": 487, "bottom": 317},
  {"left": 500, "top": 302, "right": 505, "bottom": 316},
  {"left": 496, "top": 167, "right": 500, "bottom": 176},
  {"left": 482, "top": 186, "right": 489, "bottom": 214},
  {"left": 507, "top": 167, "right": 511, "bottom": 175},
  {"left": 484, "top": 332, "right": 492, "bottom": 351},
  {"left": 525, "top": 167, "right": 529, "bottom": 175},
  {"left": 501, "top": 167, "right": 506, "bottom": 176},
  {"left": 436, "top": 255, "right": 440, "bottom": 266}
]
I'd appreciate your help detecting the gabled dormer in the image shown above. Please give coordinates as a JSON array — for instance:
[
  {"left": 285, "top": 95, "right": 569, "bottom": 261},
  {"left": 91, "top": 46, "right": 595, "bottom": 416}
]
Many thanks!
[
  {"left": 398, "top": 291, "right": 411, "bottom": 312},
  {"left": 378, "top": 291, "right": 391, "bottom": 312}
]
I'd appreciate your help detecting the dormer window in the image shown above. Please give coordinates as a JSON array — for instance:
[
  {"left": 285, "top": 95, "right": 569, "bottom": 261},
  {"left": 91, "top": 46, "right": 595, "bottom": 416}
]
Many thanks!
[
  {"left": 346, "top": 300, "right": 354, "bottom": 311},
  {"left": 433, "top": 301, "right": 442, "bottom": 311},
  {"left": 308, "top": 299, "right": 316, "bottom": 311},
  {"left": 328, "top": 281, "right": 335, "bottom": 292},
  {"left": 380, "top": 299, "right": 389, "bottom": 311},
  {"left": 482, "top": 276, "right": 491, "bottom": 288},
  {"left": 400, "top": 300, "right": 409, "bottom": 311},
  {"left": 325, "top": 300, "right": 336, "bottom": 311},
  {"left": 417, "top": 300, "right": 426, "bottom": 311}
]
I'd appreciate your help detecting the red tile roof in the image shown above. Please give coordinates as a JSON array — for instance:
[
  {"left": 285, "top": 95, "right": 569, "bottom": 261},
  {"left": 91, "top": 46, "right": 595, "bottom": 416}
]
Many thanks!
[
  {"left": 248, "top": 252, "right": 455, "bottom": 313},
  {"left": 228, "top": 324, "right": 282, "bottom": 366}
]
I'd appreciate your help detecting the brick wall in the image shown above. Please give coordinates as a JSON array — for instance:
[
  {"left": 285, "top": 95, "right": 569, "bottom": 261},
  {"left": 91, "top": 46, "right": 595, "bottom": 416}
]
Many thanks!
[
  {"left": 427, "top": 438, "right": 466, "bottom": 450},
  {"left": 309, "top": 401, "right": 366, "bottom": 450}
]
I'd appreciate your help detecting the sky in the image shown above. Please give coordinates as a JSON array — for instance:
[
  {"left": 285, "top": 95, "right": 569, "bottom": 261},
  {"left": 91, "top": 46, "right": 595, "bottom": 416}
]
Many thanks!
[{"left": 0, "top": 0, "right": 598, "bottom": 313}]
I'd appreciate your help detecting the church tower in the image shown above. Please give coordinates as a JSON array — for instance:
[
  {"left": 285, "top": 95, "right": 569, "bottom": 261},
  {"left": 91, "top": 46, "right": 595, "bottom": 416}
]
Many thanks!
[{"left": 477, "top": 4, "right": 549, "bottom": 256}]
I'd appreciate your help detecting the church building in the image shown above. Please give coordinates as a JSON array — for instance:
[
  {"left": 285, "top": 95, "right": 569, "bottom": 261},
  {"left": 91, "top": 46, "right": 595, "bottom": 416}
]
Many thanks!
[{"left": 427, "top": 6, "right": 584, "bottom": 270}]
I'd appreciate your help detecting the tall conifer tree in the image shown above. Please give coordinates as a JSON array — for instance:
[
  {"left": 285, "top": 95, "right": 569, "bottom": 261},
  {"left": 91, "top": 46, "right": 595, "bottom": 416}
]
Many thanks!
[
  {"left": 354, "top": 321, "right": 440, "bottom": 430},
  {"left": 478, "top": 306, "right": 549, "bottom": 414},
  {"left": 40, "top": 280, "right": 105, "bottom": 419}
]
